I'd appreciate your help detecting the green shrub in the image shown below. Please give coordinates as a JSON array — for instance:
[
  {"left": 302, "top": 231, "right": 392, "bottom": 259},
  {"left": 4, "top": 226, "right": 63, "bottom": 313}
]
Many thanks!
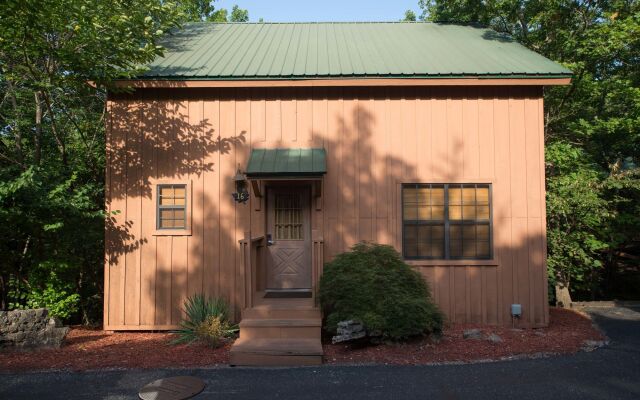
[
  {"left": 7, "top": 262, "right": 81, "bottom": 320},
  {"left": 319, "top": 242, "right": 443, "bottom": 340},
  {"left": 173, "top": 294, "right": 238, "bottom": 347}
]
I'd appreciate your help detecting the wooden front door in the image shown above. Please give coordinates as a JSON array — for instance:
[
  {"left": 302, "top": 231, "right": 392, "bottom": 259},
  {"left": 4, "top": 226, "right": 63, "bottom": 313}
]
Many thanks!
[{"left": 266, "top": 186, "right": 312, "bottom": 291}]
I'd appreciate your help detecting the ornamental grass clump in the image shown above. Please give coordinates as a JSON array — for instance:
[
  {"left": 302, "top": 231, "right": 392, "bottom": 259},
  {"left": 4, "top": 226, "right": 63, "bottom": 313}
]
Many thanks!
[
  {"left": 173, "top": 294, "right": 238, "bottom": 347},
  {"left": 319, "top": 242, "right": 443, "bottom": 341}
]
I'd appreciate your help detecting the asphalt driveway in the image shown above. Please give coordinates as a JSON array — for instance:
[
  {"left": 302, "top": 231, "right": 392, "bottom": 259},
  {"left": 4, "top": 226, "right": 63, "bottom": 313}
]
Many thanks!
[{"left": 1, "top": 306, "right": 639, "bottom": 400}]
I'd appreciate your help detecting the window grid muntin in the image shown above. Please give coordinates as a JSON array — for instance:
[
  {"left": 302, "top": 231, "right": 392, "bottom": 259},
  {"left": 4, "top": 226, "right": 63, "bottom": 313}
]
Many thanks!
[
  {"left": 402, "top": 183, "right": 492, "bottom": 260},
  {"left": 402, "top": 184, "right": 446, "bottom": 259},
  {"left": 274, "top": 193, "right": 303, "bottom": 240},
  {"left": 157, "top": 184, "right": 187, "bottom": 230}
]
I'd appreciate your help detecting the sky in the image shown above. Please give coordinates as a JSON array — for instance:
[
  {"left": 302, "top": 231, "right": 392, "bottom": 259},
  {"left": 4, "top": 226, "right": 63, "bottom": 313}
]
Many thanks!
[{"left": 214, "top": 0, "right": 421, "bottom": 22}]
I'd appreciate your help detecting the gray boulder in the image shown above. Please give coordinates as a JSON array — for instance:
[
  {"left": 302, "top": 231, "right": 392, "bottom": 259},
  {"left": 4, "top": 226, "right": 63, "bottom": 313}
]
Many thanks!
[
  {"left": 486, "top": 333, "right": 503, "bottom": 343},
  {"left": 0, "top": 308, "right": 69, "bottom": 350},
  {"left": 463, "top": 328, "right": 483, "bottom": 340},
  {"left": 332, "top": 320, "right": 367, "bottom": 344}
]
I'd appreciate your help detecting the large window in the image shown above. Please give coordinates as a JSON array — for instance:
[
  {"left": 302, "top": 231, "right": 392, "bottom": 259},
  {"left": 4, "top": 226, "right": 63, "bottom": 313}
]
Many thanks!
[
  {"left": 402, "top": 184, "right": 492, "bottom": 260},
  {"left": 157, "top": 184, "right": 187, "bottom": 229}
]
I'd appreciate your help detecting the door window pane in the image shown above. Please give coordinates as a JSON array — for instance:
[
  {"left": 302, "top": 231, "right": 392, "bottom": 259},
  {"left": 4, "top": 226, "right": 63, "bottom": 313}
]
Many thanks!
[{"left": 274, "top": 193, "right": 303, "bottom": 240}]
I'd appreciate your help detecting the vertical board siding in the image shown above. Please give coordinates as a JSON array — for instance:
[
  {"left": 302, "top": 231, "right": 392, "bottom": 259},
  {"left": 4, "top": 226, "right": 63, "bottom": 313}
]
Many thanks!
[
  {"left": 235, "top": 90, "right": 251, "bottom": 318},
  {"left": 187, "top": 98, "right": 205, "bottom": 300},
  {"left": 139, "top": 96, "right": 157, "bottom": 326},
  {"left": 108, "top": 99, "right": 126, "bottom": 327},
  {"left": 105, "top": 85, "right": 548, "bottom": 329},
  {"left": 219, "top": 91, "right": 237, "bottom": 312},
  {"left": 154, "top": 97, "right": 173, "bottom": 327},
  {"left": 124, "top": 100, "right": 142, "bottom": 326}
]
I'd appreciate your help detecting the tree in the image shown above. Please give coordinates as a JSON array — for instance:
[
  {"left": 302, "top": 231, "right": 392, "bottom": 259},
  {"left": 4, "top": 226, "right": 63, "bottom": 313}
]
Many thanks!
[
  {"left": 179, "top": 0, "right": 216, "bottom": 21},
  {"left": 179, "top": 0, "right": 249, "bottom": 22},
  {"left": 230, "top": 5, "right": 249, "bottom": 22},
  {"left": 403, "top": 9, "right": 417, "bottom": 21},
  {"left": 0, "top": 0, "right": 182, "bottom": 321},
  {"left": 423, "top": 1, "right": 640, "bottom": 302},
  {"left": 210, "top": 8, "right": 229, "bottom": 22}
]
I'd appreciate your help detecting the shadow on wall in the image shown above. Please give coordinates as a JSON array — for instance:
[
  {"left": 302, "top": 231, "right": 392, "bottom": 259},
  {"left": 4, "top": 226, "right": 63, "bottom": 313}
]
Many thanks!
[
  {"left": 105, "top": 90, "right": 246, "bottom": 265},
  {"left": 105, "top": 86, "right": 548, "bottom": 327},
  {"left": 106, "top": 89, "right": 247, "bottom": 326},
  {"left": 301, "top": 87, "right": 547, "bottom": 326}
]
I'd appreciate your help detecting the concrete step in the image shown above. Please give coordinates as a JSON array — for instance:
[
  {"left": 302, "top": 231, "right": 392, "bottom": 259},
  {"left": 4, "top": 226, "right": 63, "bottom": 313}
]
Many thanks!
[
  {"left": 230, "top": 338, "right": 323, "bottom": 366},
  {"left": 239, "top": 318, "right": 321, "bottom": 340}
]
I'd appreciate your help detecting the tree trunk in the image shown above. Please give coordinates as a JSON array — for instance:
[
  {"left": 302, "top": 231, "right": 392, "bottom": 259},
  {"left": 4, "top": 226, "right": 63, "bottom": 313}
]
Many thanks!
[
  {"left": 34, "top": 91, "right": 43, "bottom": 165},
  {"left": 7, "top": 82, "right": 24, "bottom": 165},
  {"left": 555, "top": 283, "right": 573, "bottom": 308}
]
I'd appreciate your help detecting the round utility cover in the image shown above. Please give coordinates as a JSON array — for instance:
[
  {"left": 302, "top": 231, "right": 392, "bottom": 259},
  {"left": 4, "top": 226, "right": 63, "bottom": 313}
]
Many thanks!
[{"left": 139, "top": 376, "right": 205, "bottom": 400}]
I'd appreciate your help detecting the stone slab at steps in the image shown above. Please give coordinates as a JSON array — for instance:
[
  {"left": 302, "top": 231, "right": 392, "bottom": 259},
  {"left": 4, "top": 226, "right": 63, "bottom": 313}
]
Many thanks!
[{"left": 230, "top": 338, "right": 323, "bottom": 366}]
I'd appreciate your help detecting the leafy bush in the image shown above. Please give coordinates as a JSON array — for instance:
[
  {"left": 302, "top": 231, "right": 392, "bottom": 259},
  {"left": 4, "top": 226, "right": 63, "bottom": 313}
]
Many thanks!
[
  {"left": 7, "top": 261, "right": 81, "bottom": 320},
  {"left": 173, "top": 295, "right": 238, "bottom": 347},
  {"left": 319, "top": 242, "right": 443, "bottom": 340}
]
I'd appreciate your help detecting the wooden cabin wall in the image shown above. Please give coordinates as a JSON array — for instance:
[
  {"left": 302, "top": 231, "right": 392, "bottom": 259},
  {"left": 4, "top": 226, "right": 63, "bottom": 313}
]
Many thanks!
[{"left": 105, "top": 86, "right": 548, "bottom": 330}]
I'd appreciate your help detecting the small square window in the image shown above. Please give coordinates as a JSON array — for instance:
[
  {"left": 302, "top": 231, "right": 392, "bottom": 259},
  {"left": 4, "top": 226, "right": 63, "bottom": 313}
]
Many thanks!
[{"left": 157, "top": 184, "right": 187, "bottom": 230}]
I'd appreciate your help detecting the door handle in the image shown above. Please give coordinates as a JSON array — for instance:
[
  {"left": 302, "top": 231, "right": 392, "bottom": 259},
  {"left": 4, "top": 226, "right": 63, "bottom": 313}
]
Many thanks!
[{"left": 266, "top": 233, "right": 274, "bottom": 246}]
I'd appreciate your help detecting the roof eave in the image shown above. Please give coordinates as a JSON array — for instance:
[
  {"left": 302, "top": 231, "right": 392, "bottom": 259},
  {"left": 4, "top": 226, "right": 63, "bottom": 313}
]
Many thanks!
[{"left": 113, "top": 75, "right": 572, "bottom": 88}]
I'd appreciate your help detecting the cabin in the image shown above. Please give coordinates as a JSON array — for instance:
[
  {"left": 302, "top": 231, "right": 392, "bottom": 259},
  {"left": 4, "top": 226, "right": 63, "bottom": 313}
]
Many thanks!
[{"left": 105, "top": 22, "right": 571, "bottom": 365}]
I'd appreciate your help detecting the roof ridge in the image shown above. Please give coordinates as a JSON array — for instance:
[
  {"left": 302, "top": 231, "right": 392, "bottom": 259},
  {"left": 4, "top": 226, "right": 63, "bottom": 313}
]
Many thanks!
[{"left": 182, "top": 21, "right": 469, "bottom": 25}]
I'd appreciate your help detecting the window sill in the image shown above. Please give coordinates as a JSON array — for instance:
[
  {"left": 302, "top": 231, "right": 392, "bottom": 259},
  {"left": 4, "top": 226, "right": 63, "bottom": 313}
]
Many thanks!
[
  {"left": 405, "top": 259, "right": 498, "bottom": 266},
  {"left": 152, "top": 229, "right": 192, "bottom": 237}
]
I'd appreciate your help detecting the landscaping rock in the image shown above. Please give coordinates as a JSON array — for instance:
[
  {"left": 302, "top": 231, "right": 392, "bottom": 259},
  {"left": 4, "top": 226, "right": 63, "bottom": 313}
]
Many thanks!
[
  {"left": 463, "top": 329, "right": 483, "bottom": 340},
  {"left": 428, "top": 334, "right": 443, "bottom": 344},
  {"left": 581, "top": 339, "right": 607, "bottom": 352},
  {"left": 486, "top": 333, "right": 503, "bottom": 343},
  {"left": 0, "top": 309, "right": 68, "bottom": 350},
  {"left": 332, "top": 320, "right": 367, "bottom": 344}
]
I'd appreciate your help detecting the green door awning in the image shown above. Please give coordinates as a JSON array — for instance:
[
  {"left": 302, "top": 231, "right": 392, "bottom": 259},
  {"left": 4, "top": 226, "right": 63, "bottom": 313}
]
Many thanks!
[{"left": 246, "top": 148, "right": 327, "bottom": 178}]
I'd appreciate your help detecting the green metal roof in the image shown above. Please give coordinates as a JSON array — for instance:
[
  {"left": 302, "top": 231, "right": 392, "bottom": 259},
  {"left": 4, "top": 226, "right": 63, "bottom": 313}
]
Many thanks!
[
  {"left": 141, "top": 22, "right": 571, "bottom": 80},
  {"left": 246, "top": 148, "right": 327, "bottom": 177}
]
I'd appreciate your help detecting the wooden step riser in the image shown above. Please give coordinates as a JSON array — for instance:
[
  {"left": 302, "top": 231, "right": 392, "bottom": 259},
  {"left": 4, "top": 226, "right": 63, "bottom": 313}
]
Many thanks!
[
  {"left": 239, "top": 326, "right": 320, "bottom": 340},
  {"left": 242, "top": 309, "right": 321, "bottom": 320},
  {"left": 230, "top": 353, "right": 322, "bottom": 366}
]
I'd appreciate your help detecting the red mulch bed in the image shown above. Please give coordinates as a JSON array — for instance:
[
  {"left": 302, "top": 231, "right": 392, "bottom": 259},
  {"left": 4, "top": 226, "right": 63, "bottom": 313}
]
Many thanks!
[
  {"left": 324, "top": 307, "right": 605, "bottom": 365},
  {"left": 0, "top": 330, "right": 230, "bottom": 372},
  {"left": 0, "top": 308, "right": 603, "bottom": 372}
]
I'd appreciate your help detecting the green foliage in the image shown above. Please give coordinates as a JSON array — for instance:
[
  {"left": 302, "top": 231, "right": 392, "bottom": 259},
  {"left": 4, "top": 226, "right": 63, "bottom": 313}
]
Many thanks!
[
  {"left": 229, "top": 5, "right": 249, "bottom": 22},
  {"left": 178, "top": 0, "right": 217, "bottom": 21},
  {"left": 424, "top": 0, "right": 640, "bottom": 300},
  {"left": 0, "top": 0, "right": 183, "bottom": 322},
  {"left": 546, "top": 142, "right": 610, "bottom": 291},
  {"left": 0, "top": 0, "right": 252, "bottom": 323},
  {"left": 403, "top": 10, "right": 417, "bottom": 22},
  {"left": 319, "top": 242, "right": 443, "bottom": 340},
  {"left": 173, "top": 294, "right": 238, "bottom": 347},
  {"left": 179, "top": 1, "right": 249, "bottom": 22},
  {"left": 20, "top": 261, "right": 81, "bottom": 319}
]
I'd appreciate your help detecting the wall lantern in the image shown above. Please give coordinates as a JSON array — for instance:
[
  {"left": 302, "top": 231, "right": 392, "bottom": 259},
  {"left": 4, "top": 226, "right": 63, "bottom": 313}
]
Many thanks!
[{"left": 232, "top": 169, "right": 250, "bottom": 204}]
